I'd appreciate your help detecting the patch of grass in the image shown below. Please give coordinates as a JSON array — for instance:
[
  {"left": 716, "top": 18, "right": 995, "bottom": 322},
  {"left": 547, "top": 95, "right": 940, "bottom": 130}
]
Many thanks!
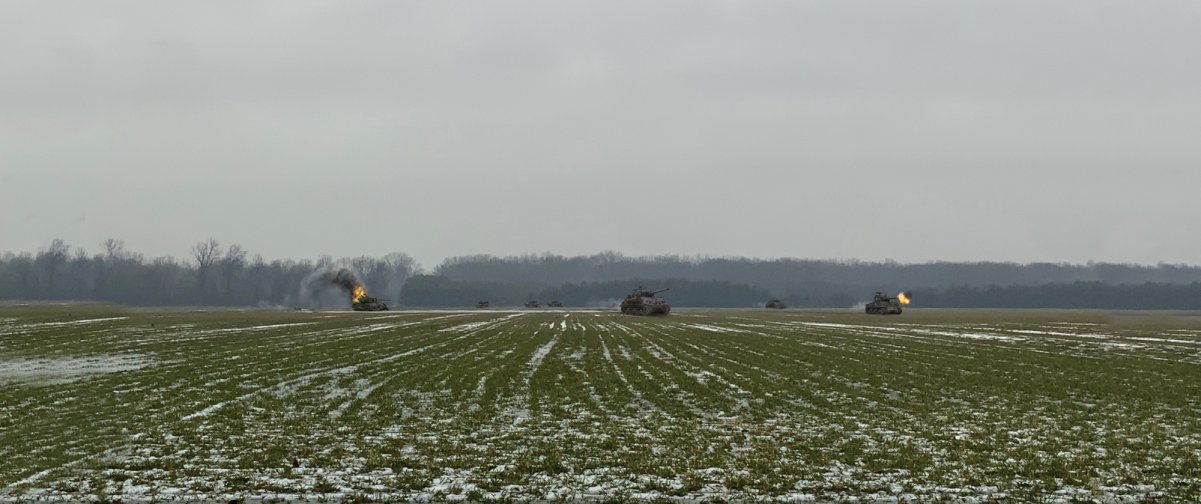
[{"left": 0, "top": 306, "right": 1198, "bottom": 501}]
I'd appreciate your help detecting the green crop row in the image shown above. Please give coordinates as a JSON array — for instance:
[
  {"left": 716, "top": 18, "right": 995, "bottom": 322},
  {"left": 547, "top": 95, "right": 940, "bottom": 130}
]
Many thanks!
[{"left": 0, "top": 305, "right": 1198, "bottom": 501}]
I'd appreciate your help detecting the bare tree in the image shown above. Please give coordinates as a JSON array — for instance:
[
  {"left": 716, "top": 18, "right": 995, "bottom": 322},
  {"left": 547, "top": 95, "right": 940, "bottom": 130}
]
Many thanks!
[
  {"left": 102, "top": 239, "right": 126, "bottom": 261},
  {"left": 382, "top": 252, "right": 418, "bottom": 277},
  {"left": 381, "top": 252, "right": 418, "bottom": 303},
  {"left": 221, "top": 244, "right": 247, "bottom": 294},
  {"left": 191, "top": 238, "right": 221, "bottom": 290},
  {"left": 348, "top": 255, "right": 374, "bottom": 275},
  {"left": 36, "top": 238, "right": 71, "bottom": 292}
]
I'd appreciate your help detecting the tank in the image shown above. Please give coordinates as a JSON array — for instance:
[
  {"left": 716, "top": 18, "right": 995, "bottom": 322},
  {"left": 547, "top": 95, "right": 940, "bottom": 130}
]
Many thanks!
[
  {"left": 865, "top": 292, "right": 903, "bottom": 315},
  {"left": 524, "top": 300, "right": 541, "bottom": 308},
  {"left": 765, "top": 299, "right": 786, "bottom": 309},
  {"left": 352, "top": 296, "right": 389, "bottom": 312},
  {"left": 476, "top": 300, "right": 490, "bottom": 308},
  {"left": 620, "top": 286, "right": 671, "bottom": 316},
  {"left": 547, "top": 300, "right": 563, "bottom": 308}
]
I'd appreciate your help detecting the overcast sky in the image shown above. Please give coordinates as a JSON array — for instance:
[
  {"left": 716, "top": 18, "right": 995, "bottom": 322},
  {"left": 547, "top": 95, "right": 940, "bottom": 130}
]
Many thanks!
[{"left": 2, "top": 1, "right": 1199, "bottom": 269}]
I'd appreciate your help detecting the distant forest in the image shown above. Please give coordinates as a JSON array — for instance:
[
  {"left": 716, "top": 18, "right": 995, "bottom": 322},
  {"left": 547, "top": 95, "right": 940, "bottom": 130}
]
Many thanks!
[
  {"left": 0, "top": 239, "right": 416, "bottom": 308},
  {"left": 3, "top": 240, "right": 1201, "bottom": 309}
]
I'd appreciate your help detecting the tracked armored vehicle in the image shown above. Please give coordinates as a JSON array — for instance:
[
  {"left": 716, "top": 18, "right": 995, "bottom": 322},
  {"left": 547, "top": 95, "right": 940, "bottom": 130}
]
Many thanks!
[
  {"left": 476, "top": 300, "right": 490, "bottom": 308},
  {"left": 765, "top": 299, "right": 786, "bottom": 309},
  {"left": 352, "top": 296, "right": 389, "bottom": 312},
  {"left": 865, "top": 292, "right": 903, "bottom": 315},
  {"left": 547, "top": 300, "right": 563, "bottom": 308},
  {"left": 524, "top": 300, "right": 541, "bottom": 308},
  {"left": 620, "top": 287, "right": 671, "bottom": 316}
]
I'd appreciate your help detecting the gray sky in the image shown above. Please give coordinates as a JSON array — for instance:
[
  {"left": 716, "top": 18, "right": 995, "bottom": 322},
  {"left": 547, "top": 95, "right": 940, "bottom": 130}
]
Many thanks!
[{"left": 3, "top": 1, "right": 1199, "bottom": 269}]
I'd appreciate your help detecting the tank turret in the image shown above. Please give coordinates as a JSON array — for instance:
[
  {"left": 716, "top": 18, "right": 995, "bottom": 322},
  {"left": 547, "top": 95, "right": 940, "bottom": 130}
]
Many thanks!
[
  {"left": 865, "top": 291, "right": 909, "bottom": 315},
  {"left": 620, "top": 286, "right": 671, "bottom": 315},
  {"left": 352, "top": 296, "right": 389, "bottom": 312},
  {"left": 765, "top": 299, "right": 786, "bottom": 309}
]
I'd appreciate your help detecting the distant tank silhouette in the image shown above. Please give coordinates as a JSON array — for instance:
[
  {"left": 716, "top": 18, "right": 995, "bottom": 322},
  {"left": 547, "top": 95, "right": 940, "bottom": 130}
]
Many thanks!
[
  {"left": 547, "top": 300, "right": 563, "bottom": 308},
  {"left": 765, "top": 299, "right": 786, "bottom": 309},
  {"left": 476, "top": 300, "right": 490, "bottom": 308},
  {"left": 524, "top": 300, "right": 541, "bottom": 308},
  {"left": 352, "top": 296, "right": 389, "bottom": 312},
  {"left": 620, "top": 287, "right": 671, "bottom": 316},
  {"left": 865, "top": 292, "right": 906, "bottom": 315}
]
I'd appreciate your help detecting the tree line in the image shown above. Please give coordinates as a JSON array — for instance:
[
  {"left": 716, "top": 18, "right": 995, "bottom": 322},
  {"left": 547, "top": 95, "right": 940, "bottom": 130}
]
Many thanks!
[
  {"left": 399, "top": 276, "right": 773, "bottom": 308},
  {"left": 0, "top": 239, "right": 416, "bottom": 307},
  {"left": 3, "top": 242, "right": 1201, "bottom": 309},
  {"left": 427, "top": 252, "right": 1201, "bottom": 308},
  {"left": 401, "top": 276, "right": 1201, "bottom": 310},
  {"left": 435, "top": 252, "right": 1201, "bottom": 291}
]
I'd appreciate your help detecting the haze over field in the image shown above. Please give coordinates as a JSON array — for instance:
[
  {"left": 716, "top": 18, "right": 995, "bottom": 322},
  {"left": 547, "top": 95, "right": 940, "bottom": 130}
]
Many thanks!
[{"left": 2, "top": 1, "right": 1200, "bottom": 267}]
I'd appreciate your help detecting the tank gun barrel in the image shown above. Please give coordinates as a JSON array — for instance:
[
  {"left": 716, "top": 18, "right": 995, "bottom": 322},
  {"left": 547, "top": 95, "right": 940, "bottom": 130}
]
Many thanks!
[{"left": 622, "top": 286, "right": 672, "bottom": 315}]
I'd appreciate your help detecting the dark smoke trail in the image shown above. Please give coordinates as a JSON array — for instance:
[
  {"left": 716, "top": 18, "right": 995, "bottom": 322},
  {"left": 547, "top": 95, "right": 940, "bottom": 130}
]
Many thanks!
[
  {"left": 320, "top": 268, "right": 360, "bottom": 294},
  {"left": 299, "top": 267, "right": 365, "bottom": 309}
]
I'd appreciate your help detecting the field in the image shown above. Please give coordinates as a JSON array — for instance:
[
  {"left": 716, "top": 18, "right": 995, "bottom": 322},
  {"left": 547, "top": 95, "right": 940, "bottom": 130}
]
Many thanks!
[{"left": 1, "top": 305, "right": 1199, "bottom": 502}]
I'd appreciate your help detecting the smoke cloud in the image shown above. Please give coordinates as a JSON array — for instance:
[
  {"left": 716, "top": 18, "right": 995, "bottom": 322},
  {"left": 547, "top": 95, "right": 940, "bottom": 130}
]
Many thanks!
[
  {"left": 299, "top": 267, "right": 363, "bottom": 308},
  {"left": 320, "top": 268, "right": 360, "bottom": 294}
]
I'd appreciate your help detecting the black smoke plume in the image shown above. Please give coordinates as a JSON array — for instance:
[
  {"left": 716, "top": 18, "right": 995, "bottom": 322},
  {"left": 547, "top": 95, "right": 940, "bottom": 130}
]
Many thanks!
[
  {"left": 320, "top": 268, "right": 360, "bottom": 295},
  {"left": 299, "top": 267, "right": 362, "bottom": 308}
]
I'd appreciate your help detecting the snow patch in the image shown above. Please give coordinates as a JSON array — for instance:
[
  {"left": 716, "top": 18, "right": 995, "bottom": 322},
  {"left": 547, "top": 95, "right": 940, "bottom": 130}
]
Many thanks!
[{"left": 0, "top": 354, "right": 152, "bottom": 384}]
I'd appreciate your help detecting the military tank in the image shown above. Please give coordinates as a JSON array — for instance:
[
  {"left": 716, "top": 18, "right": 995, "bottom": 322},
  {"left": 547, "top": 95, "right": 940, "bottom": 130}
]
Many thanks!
[
  {"left": 476, "top": 300, "right": 490, "bottom": 309},
  {"left": 352, "top": 296, "right": 389, "bottom": 312},
  {"left": 547, "top": 300, "right": 563, "bottom": 308},
  {"left": 620, "top": 287, "right": 671, "bottom": 316},
  {"left": 524, "top": 300, "right": 541, "bottom": 308},
  {"left": 865, "top": 292, "right": 905, "bottom": 315},
  {"left": 765, "top": 299, "right": 786, "bottom": 309}
]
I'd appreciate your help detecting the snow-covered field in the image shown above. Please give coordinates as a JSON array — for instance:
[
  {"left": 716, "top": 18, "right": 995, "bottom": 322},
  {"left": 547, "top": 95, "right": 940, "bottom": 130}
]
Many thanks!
[{"left": 1, "top": 305, "right": 1199, "bottom": 502}]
